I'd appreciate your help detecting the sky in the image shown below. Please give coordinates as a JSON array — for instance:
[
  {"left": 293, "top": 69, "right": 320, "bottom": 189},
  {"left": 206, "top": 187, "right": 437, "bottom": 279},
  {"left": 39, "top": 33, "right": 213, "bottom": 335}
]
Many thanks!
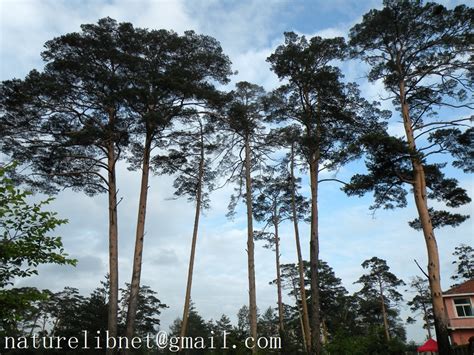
[{"left": 1, "top": 0, "right": 472, "bottom": 344}]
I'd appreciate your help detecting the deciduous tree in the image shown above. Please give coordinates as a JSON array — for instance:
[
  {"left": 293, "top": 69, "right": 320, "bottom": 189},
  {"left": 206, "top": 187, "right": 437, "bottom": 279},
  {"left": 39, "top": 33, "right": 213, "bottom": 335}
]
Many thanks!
[{"left": 0, "top": 164, "right": 75, "bottom": 335}]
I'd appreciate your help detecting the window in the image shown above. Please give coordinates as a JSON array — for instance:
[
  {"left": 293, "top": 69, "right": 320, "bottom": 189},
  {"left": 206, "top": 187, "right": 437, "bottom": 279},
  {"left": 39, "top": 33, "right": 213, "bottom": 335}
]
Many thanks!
[{"left": 453, "top": 298, "right": 473, "bottom": 317}]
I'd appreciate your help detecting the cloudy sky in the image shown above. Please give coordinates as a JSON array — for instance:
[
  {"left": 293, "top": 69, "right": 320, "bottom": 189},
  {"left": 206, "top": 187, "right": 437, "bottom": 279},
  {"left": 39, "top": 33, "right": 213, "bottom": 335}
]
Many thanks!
[{"left": 1, "top": 0, "right": 472, "bottom": 343}]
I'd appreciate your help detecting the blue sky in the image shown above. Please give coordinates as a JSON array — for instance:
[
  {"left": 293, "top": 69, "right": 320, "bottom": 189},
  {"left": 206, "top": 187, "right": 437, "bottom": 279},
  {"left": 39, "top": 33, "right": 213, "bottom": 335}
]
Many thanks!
[{"left": 1, "top": 0, "right": 472, "bottom": 343}]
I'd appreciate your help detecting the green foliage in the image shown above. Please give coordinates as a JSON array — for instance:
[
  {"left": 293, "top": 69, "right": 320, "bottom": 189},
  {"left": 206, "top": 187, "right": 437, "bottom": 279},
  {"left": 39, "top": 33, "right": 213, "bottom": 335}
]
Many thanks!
[
  {"left": 451, "top": 244, "right": 474, "bottom": 282},
  {"left": 123, "top": 26, "right": 232, "bottom": 172},
  {"left": 317, "top": 261, "right": 352, "bottom": 335},
  {"left": 324, "top": 328, "right": 407, "bottom": 355},
  {"left": 267, "top": 32, "right": 388, "bottom": 169},
  {"left": 0, "top": 287, "right": 47, "bottom": 337},
  {"left": 428, "top": 128, "right": 474, "bottom": 174},
  {"left": 252, "top": 166, "right": 309, "bottom": 229},
  {"left": 276, "top": 261, "right": 354, "bottom": 341},
  {"left": 408, "top": 208, "right": 469, "bottom": 230},
  {"left": 353, "top": 257, "right": 406, "bottom": 340},
  {"left": 168, "top": 303, "right": 211, "bottom": 354},
  {"left": 350, "top": 0, "right": 472, "bottom": 109},
  {"left": 0, "top": 167, "right": 73, "bottom": 286},
  {"left": 343, "top": 133, "right": 412, "bottom": 210},
  {"left": 0, "top": 18, "right": 132, "bottom": 195},
  {"left": 258, "top": 307, "right": 278, "bottom": 339},
  {"left": 152, "top": 116, "right": 217, "bottom": 209},
  {"left": 1, "top": 7, "right": 471, "bottom": 354},
  {"left": 119, "top": 282, "right": 168, "bottom": 337},
  {"left": 2, "top": 278, "right": 166, "bottom": 353},
  {"left": 347, "top": 0, "right": 472, "bottom": 228},
  {"left": 406, "top": 276, "right": 434, "bottom": 336},
  {"left": 1, "top": 17, "right": 233, "bottom": 194},
  {"left": 344, "top": 132, "right": 471, "bottom": 228},
  {"left": 0, "top": 163, "right": 75, "bottom": 334},
  {"left": 218, "top": 81, "right": 270, "bottom": 219}
]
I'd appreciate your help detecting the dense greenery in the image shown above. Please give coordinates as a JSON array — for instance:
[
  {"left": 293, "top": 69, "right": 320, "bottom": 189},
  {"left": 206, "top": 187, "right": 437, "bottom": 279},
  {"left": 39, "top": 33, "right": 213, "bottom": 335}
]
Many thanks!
[
  {"left": 1, "top": 279, "right": 166, "bottom": 354},
  {"left": 0, "top": 164, "right": 76, "bottom": 336}
]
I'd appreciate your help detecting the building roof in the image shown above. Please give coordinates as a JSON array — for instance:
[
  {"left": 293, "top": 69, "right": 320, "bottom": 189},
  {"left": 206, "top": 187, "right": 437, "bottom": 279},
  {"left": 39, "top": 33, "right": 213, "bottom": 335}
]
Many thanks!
[
  {"left": 444, "top": 279, "right": 474, "bottom": 296},
  {"left": 417, "top": 338, "right": 438, "bottom": 352}
]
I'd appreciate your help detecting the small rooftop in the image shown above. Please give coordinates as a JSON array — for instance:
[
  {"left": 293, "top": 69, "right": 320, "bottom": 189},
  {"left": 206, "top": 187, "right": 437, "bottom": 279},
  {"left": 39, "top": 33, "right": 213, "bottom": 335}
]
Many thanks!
[{"left": 444, "top": 279, "right": 474, "bottom": 295}]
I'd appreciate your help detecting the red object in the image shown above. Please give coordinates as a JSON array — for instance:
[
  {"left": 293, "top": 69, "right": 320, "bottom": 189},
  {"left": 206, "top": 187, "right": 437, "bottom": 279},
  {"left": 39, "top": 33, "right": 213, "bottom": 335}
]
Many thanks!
[{"left": 417, "top": 338, "right": 438, "bottom": 352}]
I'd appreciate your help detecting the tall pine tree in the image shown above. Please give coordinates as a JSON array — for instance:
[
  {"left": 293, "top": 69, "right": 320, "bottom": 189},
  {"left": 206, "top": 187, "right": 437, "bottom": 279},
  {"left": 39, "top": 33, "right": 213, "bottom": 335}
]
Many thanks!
[
  {"left": 220, "top": 82, "right": 269, "bottom": 352},
  {"left": 267, "top": 32, "right": 386, "bottom": 354},
  {"left": 120, "top": 28, "right": 231, "bottom": 343},
  {"left": 0, "top": 18, "right": 134, "bottom": 346},
  {"left": 348, "top": 2, "right": 472, "bottom": 352}
]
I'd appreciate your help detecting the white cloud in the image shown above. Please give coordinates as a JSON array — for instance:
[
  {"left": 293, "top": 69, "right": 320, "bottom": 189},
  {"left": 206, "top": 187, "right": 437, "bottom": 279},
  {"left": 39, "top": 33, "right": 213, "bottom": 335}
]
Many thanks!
[
  {"left": 314, "top": 27, "right": 346, "bottom": 39},
  {"left": 0, "top": 0, "right": 197, "bottom": 80}
]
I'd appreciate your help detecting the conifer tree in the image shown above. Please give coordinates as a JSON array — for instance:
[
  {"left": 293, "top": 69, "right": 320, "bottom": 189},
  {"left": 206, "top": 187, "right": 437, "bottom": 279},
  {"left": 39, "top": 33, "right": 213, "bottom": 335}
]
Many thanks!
[
  {"left": 252, "top": 164, "right": 309, "bottom": 338},
  {"left": 348, "top": 2, "right": 472, "bottom": 352},
  {"left": 406, "top": 276, "right": 434, "bottom": 339},
  {"left": 220, "top": 82, "right": 269, "bottom": 352},
  {"left": 120, "top": 28, "right": 231, "bottom": 343},
  {"left": 354, "top": 257, "right": 405, "bottom": 342},
  {"left": 267, "top": 32, "right": 386, "bottom": 354},
  {"left": 153, "top": 114, "right": 219, "bottom": 339},
  {"left": 0, "top": 19, "right": 133, "bottom": 345},
  {"left": 451, "top": 244, "right": 474, "bottom": 283}
]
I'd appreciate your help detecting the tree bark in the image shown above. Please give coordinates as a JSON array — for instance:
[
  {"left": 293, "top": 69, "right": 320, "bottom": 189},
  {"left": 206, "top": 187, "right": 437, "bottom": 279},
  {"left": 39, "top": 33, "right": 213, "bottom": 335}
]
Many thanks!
[
  {"left": 290, "top": 143, "right": 312, "bottom": 353},
  {"left": 274, "top": 218, "right": 284, "bottom": 335},
  {"left": 125, "top": 134, "right": 152, "bottom": 345},
  {"left": 180, "top": 124, "right": 205, "bottom": 340},
  {"left": 106, "top": 140, "right": 119, "bottom": 355},
  {"left": 307, "top": 93, "right": 322, "bottom": 355},
  {"left": 244, "top": 137, "right": 258, "bottom": 353},
  {"left": 290, "top": 274, "right": 307, "bottom": 353},
  {"left": 309, "top": 155, "right": 321, "bottom": 355},
  {"left": 398, "top": 79, "right": 451, "bottom": 354},
  {"left": 378, "top": 279, "right": 391, "bottom": 341}
]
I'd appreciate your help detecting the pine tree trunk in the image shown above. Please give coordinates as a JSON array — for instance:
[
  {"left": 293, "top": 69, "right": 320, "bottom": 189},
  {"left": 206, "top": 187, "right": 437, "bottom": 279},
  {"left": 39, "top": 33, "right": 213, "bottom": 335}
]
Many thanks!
[
  {"left": 379, "top": 279, "right": 391, "bottom": 341},
  {"left": 398, "top": 79, "right": 451, "bottom": 354},
  {"left": 245, "top": 138, "right": 258, "bottom": 353},
  {"left": 309, "top": 155, "right": 321, "bottom": 355},
  {"left": 125, "top": 134, "right": 152, "bottom": 345},
  {"left": 180, "top": 125, "right": 205, "bottom": 340},
  {"left": 308, "top": 92, "right": 322, "bottom": 355},
  {"left": 290, "top": 275, "right": 307, "bottom": 352},
  {"left": 321, "top": 319, "right": 329, "bottom": 345},
  {"left": 106, "top": 141, "right": 119, "bottom": 355},
  {"left": 274, "top": 219, "right": 284, "bottom": 335},
  {"left": 290, "top": 143, "right": 312, "bottom": 353}
]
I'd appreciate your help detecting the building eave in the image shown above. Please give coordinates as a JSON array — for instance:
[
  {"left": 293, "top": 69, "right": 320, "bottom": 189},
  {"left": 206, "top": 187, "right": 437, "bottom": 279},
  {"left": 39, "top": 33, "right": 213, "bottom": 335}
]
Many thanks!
[{"left": 442, "top": 293, "right": 474, "bottom": 298}]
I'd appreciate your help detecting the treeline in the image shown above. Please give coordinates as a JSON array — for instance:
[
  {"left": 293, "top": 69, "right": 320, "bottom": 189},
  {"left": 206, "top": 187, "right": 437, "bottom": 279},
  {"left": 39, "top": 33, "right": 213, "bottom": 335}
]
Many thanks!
[
  {"left": 3, "top": 246, "right": 473, "bottom": 354},
  {"left": 0, "top": 1, "right": 472, "bottom": 355}
]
